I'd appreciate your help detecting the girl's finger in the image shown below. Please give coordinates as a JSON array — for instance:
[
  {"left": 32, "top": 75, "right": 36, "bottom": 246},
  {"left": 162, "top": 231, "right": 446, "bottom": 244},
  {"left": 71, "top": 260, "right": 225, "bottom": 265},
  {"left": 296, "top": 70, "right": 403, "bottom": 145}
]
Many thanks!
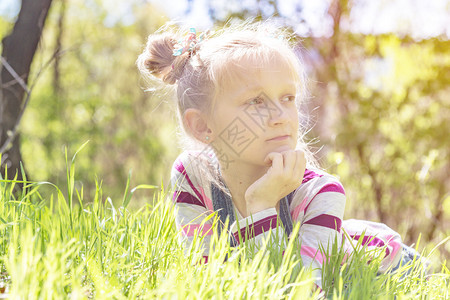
[
  {"left": 282, "top": 150, "right": 296, "bottom": 174},
  {"left": 294, "top": 150, "right": 306, "bottom": 179},
  {"left": 264, "top": 152, "right": 278, "bottom": 165},
  {"left": 268, "top": 152, "right": 283, "bottom": 173}
]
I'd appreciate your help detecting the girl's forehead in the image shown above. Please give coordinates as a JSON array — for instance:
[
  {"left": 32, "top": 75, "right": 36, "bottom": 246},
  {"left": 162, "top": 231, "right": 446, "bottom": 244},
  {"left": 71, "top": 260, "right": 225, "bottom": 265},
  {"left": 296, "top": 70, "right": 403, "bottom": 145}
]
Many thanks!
[{"left": 218, "top": 55, "right": 298, "bottom": 97}]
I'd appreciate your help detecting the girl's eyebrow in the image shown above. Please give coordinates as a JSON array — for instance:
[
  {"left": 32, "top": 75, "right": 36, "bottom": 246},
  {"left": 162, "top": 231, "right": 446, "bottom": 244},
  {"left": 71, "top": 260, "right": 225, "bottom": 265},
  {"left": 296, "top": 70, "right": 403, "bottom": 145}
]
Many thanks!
[
  {"left": 233, "top": 83, "right": 297, "bottom": 101},
  {"left": 229, "top": 85, "right": 262, "bottom": 103}
]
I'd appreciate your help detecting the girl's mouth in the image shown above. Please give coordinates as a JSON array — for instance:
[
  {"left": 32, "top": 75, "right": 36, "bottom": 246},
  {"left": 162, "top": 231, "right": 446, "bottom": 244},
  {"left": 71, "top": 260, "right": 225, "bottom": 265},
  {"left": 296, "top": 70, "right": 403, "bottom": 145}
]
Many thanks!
[{"left": 267, "top": 135, "right": 290, "bottom": 141}]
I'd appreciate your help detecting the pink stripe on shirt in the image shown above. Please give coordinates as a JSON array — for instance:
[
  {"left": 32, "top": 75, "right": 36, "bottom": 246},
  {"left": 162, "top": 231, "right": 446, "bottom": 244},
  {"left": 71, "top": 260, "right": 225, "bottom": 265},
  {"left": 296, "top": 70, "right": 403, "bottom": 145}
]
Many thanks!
[
  {"left": 304, "top": 183, "right": 345, "bottom": 213},
  {"left": 175, "top": 162, "right": 205, "bottom": 207},
  {"left": 304, "top": 214, "right": 342, "bottom": 231},
  {"left": 316, "top": 183, "right": 346, "bottom": 195},
  {"left": 174, "top": 191, "right": 204, "bottom": 207},
  {"left": 183, "top": 223, "right": 213, "bottom": 237},
  {"left": 301, "top": 245, "right": 326, "bottom": 264},
  {"left": 385, "top": 235, "right": 402, "bottom": 262},
  {"left": 199, "top": 187, "right": 213, "bottom": 211},
  {"left": 234, "top": 215, "right": 278, "bottom": 243},
  {"left": 292, "top": 197, "right": 309, "bottom": 220},
  {"left": 350, "top": 234, "right": 391, "bottom": 257},
  {"left": 302, "top": 169, "right": 323, "bottom": 184}
]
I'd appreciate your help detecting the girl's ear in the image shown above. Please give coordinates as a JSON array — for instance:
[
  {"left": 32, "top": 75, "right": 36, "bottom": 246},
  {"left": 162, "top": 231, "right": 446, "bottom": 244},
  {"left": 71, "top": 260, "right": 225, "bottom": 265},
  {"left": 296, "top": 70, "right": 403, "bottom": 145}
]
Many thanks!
[{"left": 184, "top": 108, "right": 213, "bottom": 143}]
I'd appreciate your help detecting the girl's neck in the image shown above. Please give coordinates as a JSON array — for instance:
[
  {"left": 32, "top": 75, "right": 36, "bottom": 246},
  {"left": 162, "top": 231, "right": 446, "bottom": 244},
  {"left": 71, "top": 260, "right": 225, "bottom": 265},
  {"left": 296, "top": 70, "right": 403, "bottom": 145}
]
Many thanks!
[{"left": 218, "top": 162, "right": 269, "bottom": 217}]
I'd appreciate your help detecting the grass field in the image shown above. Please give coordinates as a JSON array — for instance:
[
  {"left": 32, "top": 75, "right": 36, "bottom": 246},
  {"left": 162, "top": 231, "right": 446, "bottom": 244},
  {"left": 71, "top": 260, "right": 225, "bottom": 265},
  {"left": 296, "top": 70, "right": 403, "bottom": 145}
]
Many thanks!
[{"left": 0, "top": 152, "right": 448, "bottom": 299}]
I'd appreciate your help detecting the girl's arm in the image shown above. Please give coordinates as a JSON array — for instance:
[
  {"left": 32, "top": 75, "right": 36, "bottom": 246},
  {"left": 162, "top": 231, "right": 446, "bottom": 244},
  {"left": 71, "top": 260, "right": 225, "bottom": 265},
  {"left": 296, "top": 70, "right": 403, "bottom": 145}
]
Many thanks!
[
  {"left": 172, "top": 151, "right": 289, "bottom": 260},
  {"left": 228, "top": 170, "right": 345, "bottom": 289},
  {"left": 171, "top": 152, "right": 215, "bottom": 263},
  {"left": 290, "top": 171, "right": 346, "bottom": 286},
  {"left": 229, "top": 207, "right": 285, "bottom": 250},
  {"left": 227, "top": 151, "right": 304, "bottom": 249}
]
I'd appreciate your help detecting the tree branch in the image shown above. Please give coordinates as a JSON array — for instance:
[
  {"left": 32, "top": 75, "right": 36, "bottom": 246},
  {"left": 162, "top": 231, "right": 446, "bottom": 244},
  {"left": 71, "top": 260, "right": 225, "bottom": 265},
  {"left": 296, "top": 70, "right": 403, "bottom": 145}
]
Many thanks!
[
  {"left": 0, "top": 57, "right": 30, "bottom": 94},
  {"left": 0, "top": 53, "right": 59, "bottom": 153}
]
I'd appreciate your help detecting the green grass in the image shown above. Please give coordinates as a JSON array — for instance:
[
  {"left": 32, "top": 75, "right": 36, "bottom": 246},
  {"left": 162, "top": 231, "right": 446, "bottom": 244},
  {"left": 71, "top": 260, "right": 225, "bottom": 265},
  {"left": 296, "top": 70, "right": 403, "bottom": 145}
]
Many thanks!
[{"left": 0, "top": 152, "right": 448, "bottom": 299}]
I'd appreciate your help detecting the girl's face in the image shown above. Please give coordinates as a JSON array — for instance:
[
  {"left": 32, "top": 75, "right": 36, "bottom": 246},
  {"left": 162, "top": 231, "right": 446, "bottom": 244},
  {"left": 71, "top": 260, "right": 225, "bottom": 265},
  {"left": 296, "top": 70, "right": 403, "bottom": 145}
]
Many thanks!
[{"left": 207, "top": 56, "right": 300, "bottom": 169}]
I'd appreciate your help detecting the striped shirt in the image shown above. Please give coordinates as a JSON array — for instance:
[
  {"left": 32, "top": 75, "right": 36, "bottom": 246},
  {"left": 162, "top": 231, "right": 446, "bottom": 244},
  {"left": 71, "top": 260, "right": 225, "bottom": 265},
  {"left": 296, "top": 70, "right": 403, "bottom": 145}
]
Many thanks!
[{"left": 170, "top": 150, "right": 403, "bottom": 287}]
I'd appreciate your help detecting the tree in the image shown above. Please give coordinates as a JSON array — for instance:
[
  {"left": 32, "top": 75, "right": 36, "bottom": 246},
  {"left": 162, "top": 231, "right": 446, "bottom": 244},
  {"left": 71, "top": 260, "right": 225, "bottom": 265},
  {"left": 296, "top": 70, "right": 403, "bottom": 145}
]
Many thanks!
[{"left": 0, "top": 0, "right": 53, "bottom": 184}]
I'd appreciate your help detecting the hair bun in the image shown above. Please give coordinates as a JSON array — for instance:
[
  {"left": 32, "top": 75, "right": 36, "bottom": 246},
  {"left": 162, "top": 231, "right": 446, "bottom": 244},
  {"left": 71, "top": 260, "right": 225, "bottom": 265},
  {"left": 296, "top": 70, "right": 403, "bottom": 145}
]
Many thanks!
[{"left": 137, "top": 33, "right": 189, "bottom": 85}]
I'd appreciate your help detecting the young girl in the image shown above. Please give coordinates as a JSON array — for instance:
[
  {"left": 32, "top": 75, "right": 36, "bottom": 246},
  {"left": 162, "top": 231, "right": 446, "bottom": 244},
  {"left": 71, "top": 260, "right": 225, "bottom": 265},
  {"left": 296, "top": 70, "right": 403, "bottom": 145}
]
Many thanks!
[{"left": 137, "top": 22, "right": 413, "bottom": 288}]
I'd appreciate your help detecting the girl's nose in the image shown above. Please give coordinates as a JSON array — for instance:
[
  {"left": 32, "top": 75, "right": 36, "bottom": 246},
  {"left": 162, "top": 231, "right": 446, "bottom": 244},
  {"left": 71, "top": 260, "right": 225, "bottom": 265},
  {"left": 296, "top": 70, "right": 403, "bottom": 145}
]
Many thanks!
[{"left": 268, "top": 103, "right": 290, "bottom": 126}]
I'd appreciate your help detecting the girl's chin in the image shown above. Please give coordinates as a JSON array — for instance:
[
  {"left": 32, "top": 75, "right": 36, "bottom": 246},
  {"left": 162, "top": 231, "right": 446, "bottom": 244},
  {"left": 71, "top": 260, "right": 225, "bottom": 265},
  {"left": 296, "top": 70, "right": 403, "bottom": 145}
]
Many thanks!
[
  {"left": 270, "top": 145, "right": 295, "bottom": 153},
  {"left": 239, "top": 145, "right": 296, "bottom": 164}
]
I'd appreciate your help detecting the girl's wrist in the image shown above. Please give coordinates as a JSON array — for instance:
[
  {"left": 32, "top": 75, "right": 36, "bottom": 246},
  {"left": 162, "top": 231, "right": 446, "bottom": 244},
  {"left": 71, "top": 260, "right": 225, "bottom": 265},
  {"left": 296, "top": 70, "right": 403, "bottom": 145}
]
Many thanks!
[
  {"left": 245, "top": 195, "right": 278, "bottom": 215},
  {"left": 246, "top": 204, "right": 276, "bottom": 216}
]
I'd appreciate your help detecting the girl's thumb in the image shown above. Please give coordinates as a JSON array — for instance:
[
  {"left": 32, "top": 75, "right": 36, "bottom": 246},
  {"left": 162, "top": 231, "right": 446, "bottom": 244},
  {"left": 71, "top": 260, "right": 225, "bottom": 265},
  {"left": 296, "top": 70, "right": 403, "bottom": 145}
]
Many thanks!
[{"left": 264, "top": 152, "right": 277, "bottom": 165}]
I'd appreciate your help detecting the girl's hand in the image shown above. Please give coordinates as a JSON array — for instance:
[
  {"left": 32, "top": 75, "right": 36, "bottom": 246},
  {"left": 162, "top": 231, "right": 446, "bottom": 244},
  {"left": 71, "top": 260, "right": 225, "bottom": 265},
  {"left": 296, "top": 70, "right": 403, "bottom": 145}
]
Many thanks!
[{"left": 245, "top": 150, "right": 306, "bottom": 215}]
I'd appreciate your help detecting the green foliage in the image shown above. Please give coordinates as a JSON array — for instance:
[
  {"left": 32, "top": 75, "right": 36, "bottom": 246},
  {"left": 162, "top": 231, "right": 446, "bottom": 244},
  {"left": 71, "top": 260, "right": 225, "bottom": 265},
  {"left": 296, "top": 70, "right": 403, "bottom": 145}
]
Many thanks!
[
  {"left": 0, "top": 154, "right": 448, "bottom": 298},
  {"left": 19, "top": 0, "right": 178, "bottom": 202},
  {"left": 2, "top": 0, "right": 448, "bottom": 272},
  {"left": 320, "top": 34, "right": 450, "bottom": 262},
  {"left": 0, "top": 16, "right": 13, "bottom": 41}
]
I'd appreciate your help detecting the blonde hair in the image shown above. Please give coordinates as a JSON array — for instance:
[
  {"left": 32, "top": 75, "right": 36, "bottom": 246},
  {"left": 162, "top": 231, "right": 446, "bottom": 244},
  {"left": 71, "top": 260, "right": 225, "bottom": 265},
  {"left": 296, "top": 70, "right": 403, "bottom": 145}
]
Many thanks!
[{"left": 137, "top": 20, "right": 318, "bottom": 185}]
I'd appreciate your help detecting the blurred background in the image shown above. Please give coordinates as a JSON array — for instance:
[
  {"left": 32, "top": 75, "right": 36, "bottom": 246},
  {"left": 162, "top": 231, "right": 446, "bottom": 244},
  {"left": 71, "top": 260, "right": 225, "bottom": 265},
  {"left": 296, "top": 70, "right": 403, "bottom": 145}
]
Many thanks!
[{"left": 0, "top": 0, "right": 449, "bottom": 262}]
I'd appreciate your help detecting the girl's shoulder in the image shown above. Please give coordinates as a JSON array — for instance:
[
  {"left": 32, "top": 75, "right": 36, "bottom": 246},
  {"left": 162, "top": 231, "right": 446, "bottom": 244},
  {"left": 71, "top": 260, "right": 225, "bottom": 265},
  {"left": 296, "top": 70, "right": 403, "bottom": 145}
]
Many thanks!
[
  {"left": 171, "top": 150, "right": 217, "bottom": 172},
  {"left": 170, "top": 150, "right": 218, "bottom": 187},
  {"left": 294, "top": 167, "right": 346, "bottom": 199},
  {"left": 288, "top": 168, "right": 346, "bottom": 218},
  {"left": 170, "top": 150, "right": 218, "bottom": 210}
]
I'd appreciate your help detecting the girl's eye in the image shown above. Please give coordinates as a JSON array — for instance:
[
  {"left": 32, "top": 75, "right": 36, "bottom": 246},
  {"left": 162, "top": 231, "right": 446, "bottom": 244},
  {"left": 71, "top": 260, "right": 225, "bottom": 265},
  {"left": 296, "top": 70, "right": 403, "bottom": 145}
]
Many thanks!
[
  {"left": 281, "top": 95, "right": 296, "bottom": 102},
  {"left": 249, "top": 97, "right": 264, "bottom": 105}
]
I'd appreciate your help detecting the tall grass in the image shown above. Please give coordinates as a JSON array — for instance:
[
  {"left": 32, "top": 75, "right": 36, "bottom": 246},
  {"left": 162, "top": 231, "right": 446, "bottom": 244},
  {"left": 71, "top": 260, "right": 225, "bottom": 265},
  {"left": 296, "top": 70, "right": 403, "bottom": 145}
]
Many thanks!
[{"left": 0, "top": 151, "right": 448, "bottom": 299}]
